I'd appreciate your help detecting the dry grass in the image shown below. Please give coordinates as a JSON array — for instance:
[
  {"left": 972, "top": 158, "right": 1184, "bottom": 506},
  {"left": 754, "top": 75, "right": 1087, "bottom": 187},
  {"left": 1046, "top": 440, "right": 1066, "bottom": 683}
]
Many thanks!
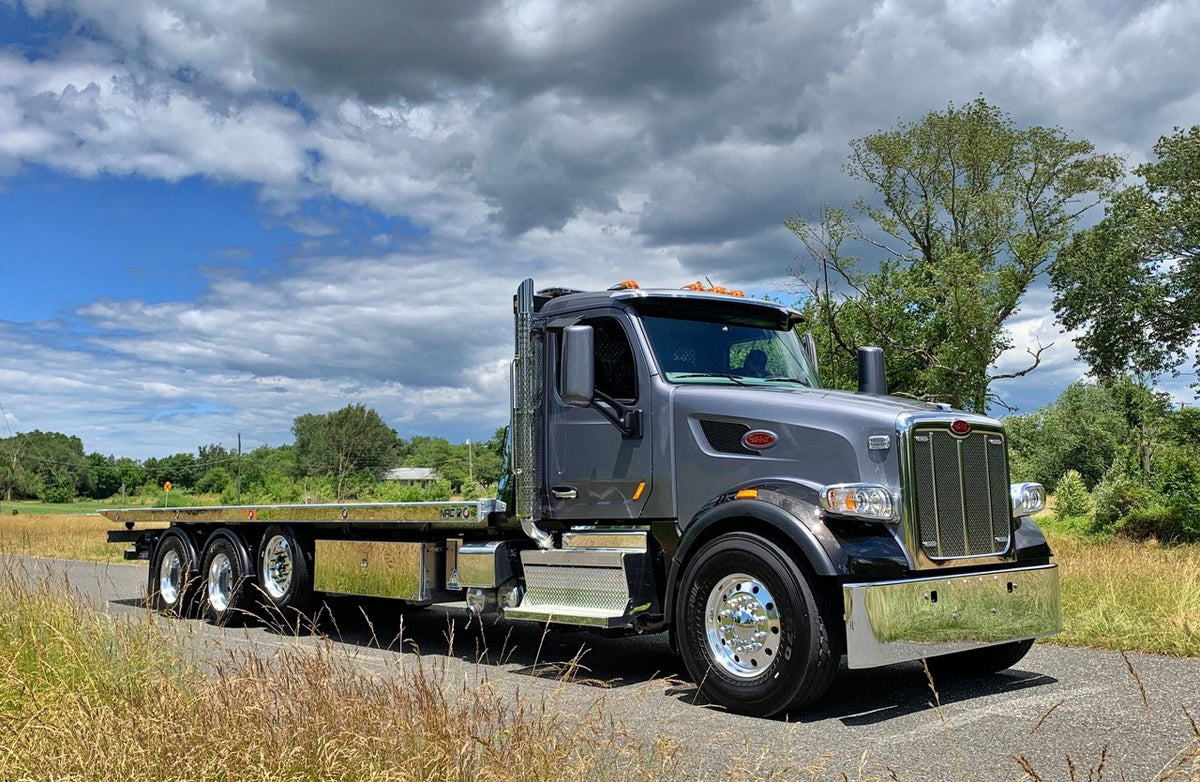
[
  {"left": 0, "top": 513, "right": 152, "bottom": 563},
  {"left": 0, "top": 570, "right": 690, "bottom": 782},
  {"left": 1042, "top": 529, "right": 1200, "bottom": 657}
]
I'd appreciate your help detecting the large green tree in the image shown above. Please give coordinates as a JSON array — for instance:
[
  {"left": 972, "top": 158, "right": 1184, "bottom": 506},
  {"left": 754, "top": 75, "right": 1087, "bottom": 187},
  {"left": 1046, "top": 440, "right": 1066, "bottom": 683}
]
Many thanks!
[
  {"left": 1051, "top": 125, "right": 1200, "bottom": 383},
  {"left": 293, "top": 404, "right": 400, "bottom": 499},
  {"left": 0, "top": 431, "right": 91, "bottom": 502},
  {"left": 788, "top": 98, "right": 1122, "bottom": 411}
]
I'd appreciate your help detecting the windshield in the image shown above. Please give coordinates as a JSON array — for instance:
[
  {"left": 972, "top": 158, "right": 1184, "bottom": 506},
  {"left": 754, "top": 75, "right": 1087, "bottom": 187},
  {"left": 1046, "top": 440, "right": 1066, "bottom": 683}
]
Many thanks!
[{"left": 639, "top": 314, "right": 819, "bottom": 388}]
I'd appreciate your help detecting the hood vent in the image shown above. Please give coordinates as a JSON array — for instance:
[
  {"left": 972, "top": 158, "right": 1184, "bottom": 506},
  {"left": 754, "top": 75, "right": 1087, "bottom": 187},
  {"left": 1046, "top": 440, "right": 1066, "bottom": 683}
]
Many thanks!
[{"left": 699, "top": 419, "right": 759, "bottom": 456}]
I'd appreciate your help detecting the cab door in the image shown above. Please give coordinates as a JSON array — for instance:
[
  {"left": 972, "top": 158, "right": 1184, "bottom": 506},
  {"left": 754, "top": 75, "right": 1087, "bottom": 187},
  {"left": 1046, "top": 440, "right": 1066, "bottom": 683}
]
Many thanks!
[{"left": 545, "top": 313, "right": 654, "bottom": 521}]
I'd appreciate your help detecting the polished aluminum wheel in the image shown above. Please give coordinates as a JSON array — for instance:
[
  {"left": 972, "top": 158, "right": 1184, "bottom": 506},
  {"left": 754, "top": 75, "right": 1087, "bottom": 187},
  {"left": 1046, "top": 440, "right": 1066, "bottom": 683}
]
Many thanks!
[
  {"left": 260, "top": 534, "right": 293, "bottom": 601},
  {"left": 158, "top": 548, "right": 182, "bottom": 606},
  {"left": 207, "top": 551, "right": 233, "bottom": 613},
  {"left": 704, "top": 573, "right": 782, "bottom": 678}
]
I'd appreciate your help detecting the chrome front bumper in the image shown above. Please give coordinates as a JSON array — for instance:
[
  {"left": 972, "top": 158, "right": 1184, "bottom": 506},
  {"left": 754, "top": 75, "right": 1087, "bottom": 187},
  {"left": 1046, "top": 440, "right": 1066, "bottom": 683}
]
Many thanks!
[{"left": 843, "top": 564, "right": 1061, "bottom": 669}]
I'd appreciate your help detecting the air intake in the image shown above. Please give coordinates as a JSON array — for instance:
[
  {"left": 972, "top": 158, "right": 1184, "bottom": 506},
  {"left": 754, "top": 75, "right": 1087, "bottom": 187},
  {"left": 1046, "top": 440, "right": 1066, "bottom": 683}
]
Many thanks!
[{"left": 699, "top": 419, "right": 758, "bottom": 455}]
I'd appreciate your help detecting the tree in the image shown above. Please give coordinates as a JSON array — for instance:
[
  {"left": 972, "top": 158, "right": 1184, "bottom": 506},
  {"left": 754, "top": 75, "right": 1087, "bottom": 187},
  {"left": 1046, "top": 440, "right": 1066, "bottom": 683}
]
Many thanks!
[
  {"left": 1052, "top": 126, "right": 1200, "bottom": 384},
  {"left": 293, "top": 404, "right": 400, "bottom": 499},
  {"left": 0, "top": 430, "right": 91, "bottom": 501},
  {"left": 788, "top": 98, "right": 1122, "bottom": 411}
]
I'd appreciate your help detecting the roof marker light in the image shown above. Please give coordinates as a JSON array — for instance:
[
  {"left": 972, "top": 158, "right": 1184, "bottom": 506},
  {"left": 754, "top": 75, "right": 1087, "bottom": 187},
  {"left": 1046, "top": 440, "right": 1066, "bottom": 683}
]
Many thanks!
[
  {"left": 609, "top": 280, "right": 640, "bottom": 290},
  {"left": 683, "top": 282, "right": 705, "bottom": 291}
]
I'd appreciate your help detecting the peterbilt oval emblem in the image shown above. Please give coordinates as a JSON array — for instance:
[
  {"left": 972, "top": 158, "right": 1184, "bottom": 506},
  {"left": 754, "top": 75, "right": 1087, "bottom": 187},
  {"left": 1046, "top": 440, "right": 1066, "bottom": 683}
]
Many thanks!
[
  {"left": 742, "top": 430, "right": 777, "bottom": 450},
  {"left": 950, "top": 419, "right": 972, "bottom": 436}
]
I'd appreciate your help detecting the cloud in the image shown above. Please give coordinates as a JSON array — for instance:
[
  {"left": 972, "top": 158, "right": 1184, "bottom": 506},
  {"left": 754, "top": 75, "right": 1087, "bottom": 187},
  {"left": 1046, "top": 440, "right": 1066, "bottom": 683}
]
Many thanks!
[{"left": 0, "top": 0, "right": 1198, "bottom": 454}]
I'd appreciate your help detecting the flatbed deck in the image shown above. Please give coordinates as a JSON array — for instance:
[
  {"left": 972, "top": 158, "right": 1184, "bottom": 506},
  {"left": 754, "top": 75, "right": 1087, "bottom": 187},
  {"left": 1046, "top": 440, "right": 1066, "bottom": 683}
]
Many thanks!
[{"left": 99, "top": 499, "right": 507, "bottom": 528}]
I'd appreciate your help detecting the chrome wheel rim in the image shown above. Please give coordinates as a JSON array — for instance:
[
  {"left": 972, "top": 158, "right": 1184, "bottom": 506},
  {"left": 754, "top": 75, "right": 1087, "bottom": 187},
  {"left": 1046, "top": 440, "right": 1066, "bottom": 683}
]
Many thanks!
[
  {"left": 704, "top": 573, "right": 782, "bottom": 679},
  {"left": 260, "top": 534, "right": 293, "bottom": 601},
  {"left": 207, "top": 551, "right": 234, "bottom": 613},
  {"left": 159, "top": 549, "right": 182, "bottom": 605}
]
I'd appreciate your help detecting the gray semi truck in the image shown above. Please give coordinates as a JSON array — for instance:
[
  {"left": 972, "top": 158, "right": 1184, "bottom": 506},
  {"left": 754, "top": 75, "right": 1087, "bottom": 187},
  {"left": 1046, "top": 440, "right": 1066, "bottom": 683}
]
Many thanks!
[{"left": 103, "top": 277, "right": 1061, "bottom": 717}]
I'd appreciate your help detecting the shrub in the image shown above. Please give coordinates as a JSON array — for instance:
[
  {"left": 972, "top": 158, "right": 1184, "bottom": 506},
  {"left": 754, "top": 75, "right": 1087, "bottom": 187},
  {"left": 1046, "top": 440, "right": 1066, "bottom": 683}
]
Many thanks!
[
  {"left": 1053, "top": 469, "right": 1091, "bottom": 521},
  {"left": 1090, "top": 474, "right": 1149, "bottom": 535},
  {"left": 1116, "top": 504, "right": 1184, "bottom": 542},
  {"left": 37, "top": 483, "right": 75, "bottom": 504}
]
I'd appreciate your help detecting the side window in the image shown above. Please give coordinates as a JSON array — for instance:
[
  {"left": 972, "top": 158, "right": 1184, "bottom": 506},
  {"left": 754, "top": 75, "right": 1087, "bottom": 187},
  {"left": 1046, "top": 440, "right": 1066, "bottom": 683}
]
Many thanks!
[{"left": 559, "top": 317, "right": 637, "bottom": 403}]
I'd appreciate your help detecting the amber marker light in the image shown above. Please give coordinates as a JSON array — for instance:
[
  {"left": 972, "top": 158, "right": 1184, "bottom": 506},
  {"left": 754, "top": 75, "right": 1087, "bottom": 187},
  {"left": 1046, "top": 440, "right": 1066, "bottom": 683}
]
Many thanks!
[
  {"left": 632, "top": 481, "right": 646, "bottom": 500},
  {"left": 735, "top": 489, "right": 759, "bottom": 499}
]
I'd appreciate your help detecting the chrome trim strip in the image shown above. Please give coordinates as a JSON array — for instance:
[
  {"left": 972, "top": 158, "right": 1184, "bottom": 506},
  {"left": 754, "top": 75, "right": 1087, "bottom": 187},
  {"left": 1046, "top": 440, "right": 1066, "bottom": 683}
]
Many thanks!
[
  {"left": 562, "top": 530, "right": 648, "bottom": 550},
  {"left": 843, "top": 564, "right": 1061, "bottom": 669}
]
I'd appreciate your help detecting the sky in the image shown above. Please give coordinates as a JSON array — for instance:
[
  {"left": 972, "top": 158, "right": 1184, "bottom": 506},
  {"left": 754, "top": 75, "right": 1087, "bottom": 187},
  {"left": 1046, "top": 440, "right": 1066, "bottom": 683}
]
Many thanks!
[{"left": 0, "top": 0, "right": 1198, "bottom": 459}]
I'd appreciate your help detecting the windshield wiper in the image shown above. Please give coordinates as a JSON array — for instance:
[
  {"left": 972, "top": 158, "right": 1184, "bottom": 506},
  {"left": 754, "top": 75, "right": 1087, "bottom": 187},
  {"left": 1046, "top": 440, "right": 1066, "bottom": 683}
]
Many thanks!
[
  {"left": 762, "top": 377, "right": 810, "bottom": 386},
  {"left": 673, "top": 373, "right": 749, "bottom": 386}
]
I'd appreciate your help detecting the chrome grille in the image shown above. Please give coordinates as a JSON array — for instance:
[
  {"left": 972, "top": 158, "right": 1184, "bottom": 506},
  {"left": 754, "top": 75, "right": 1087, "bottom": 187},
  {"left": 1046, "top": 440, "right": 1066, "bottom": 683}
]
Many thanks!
[{"left": 909, "top": 426, "right": 1011, "bottom": 559}]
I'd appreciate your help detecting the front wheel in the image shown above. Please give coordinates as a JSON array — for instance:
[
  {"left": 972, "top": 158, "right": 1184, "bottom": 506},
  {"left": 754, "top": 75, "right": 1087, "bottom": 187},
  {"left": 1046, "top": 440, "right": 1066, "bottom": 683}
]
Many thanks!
[{"left": 676, "top": 532, "right": 837, "bottom": 717}]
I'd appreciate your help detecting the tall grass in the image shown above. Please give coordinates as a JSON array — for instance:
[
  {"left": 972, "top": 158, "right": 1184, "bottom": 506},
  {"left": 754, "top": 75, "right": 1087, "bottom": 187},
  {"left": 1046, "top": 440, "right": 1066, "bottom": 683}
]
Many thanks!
[
  {"left": 0, "top": 513, "right": 150, "bottom": 562},
  {"left": 0, "top": 570, "right": 686, "bottom": 781},
  {"left": 1042, "top": 529, "right": 1200, "bottom": 657}
]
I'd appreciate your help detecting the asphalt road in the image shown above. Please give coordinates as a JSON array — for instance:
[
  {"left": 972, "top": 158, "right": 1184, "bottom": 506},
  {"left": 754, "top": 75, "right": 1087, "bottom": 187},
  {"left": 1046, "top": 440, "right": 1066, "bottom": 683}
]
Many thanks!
[{"left": 5, "top": 555, "right": 1198, "bottom": 781}]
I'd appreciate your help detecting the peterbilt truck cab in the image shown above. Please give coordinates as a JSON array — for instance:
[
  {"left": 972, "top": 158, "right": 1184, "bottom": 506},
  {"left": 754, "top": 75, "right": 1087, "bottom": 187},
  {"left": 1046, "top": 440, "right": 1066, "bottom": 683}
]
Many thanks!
[
  {"left": 504, "top": 278, "right": 1059, "bottom": 715},
  {"left": 106, "top": 277, "right": 1061, "bottom": 718}
]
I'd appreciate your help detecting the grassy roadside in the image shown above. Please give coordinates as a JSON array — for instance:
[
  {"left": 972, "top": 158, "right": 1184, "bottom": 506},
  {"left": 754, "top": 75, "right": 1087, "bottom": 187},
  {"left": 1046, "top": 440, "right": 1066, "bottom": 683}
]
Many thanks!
[
  {"left": 2, "top": 513, "right": 1198, "bottom": 658},
  {"left": 1040, "top": 527, "right": 1200, "bottom": 657},
  {"left": 0, "top": 571, "right": 689, "bottom": 782}
]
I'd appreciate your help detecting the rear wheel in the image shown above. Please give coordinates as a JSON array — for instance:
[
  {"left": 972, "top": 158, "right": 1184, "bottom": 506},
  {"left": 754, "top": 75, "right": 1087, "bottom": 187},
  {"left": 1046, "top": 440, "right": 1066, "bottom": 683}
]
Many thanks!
[
  {"left": 256, "top": 525, "right": 315, "bottom": 622},
  {"left": 677, "top": 532, "right": 837, "bottom": 717},
  {"left": 148, "top": 530, "right": 198, "bottom": 615},
  {"left": 201, "top": 531, "right": 254, "bottom": 625},
  {"left": 928, "top": 639, "right": 1035, "bottom": 676}
]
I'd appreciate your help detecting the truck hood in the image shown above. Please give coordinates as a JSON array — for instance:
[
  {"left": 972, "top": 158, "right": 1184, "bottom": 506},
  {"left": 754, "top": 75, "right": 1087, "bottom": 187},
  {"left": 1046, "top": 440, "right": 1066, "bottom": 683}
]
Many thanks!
[{"left": 668, "top": 383, "right": 1003, "bottom": 512}]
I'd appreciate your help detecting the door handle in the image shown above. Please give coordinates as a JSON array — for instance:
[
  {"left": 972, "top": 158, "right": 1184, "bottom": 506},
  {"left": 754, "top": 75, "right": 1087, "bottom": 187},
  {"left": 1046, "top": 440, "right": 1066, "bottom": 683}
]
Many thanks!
[{"left": 551, "top": 486, "right": 578, "bottom": 500}]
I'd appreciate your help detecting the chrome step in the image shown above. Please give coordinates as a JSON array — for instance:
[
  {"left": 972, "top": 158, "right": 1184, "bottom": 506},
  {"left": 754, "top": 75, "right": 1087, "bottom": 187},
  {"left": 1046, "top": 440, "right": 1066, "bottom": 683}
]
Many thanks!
[{"left": 504, "top": 545, "right": 657, "bottom": 628}]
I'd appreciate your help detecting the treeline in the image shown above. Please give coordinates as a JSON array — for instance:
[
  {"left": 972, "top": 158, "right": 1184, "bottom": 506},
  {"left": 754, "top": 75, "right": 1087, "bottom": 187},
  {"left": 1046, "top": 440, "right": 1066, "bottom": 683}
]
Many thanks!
[
  {"left": 787, "top": 100, "right": 1198, "bottom": 542},
  {"left": 1007, "top": 380, "right": 1200, "bottom": 542},
  {"left": 0, "top": 404, "right": 505, "bottom": 505}
]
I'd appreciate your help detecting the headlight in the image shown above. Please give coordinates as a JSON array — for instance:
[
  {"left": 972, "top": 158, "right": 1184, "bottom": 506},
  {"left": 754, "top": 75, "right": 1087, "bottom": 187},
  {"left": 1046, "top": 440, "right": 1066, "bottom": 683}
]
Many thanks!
[
  {"left": 1010, "top": 482, "right": 1046, "bottom": 516},
  {"left": 819, "top": 483, "right": 896, "bottom": 521}
]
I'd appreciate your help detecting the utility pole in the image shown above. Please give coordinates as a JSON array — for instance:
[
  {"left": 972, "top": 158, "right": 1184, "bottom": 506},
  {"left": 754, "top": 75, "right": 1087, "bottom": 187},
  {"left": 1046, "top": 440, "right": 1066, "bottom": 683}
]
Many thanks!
[{"left": 236, "top": 432, "right": 242, "bottom": 504}]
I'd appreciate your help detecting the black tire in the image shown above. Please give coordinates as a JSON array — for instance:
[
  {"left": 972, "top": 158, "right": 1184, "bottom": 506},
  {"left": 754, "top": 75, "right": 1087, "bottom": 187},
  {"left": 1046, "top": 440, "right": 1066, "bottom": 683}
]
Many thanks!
[
  {"left": 676, "top": 532, "right": 837, "bottom": 718},
  {"left": 200, "top": 530, "right": 254, "bottom": 626},
  {"left": 256, "top": 525, "right": 316, "bottom": 622},
  {"left": 927, "top": 639, "right": 1035, "bottom": 677},
  {"left": 148, "top": 529, "right": 199, "bottom": 616}
]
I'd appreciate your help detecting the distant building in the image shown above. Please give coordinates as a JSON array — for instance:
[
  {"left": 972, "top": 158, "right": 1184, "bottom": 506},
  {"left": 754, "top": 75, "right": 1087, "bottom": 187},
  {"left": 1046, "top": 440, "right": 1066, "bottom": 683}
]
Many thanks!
[{"left": 381, "top": 467, "right": 438, "bottom": 487}]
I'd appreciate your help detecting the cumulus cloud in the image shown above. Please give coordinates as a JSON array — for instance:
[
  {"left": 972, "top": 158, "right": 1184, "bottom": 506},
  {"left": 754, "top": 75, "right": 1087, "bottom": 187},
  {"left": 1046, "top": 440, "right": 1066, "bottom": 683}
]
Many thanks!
[{"left": 0, "top": 0, "right": 1198, "bottom": 453}]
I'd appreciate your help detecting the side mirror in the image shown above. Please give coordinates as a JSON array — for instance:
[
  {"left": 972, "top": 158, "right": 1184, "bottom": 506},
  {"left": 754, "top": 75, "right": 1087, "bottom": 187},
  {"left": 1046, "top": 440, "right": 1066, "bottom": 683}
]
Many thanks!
[
  {"left": 802, "top": 331, "right": 820, "bottom": 382},
  {"left": 857, "top": 346, "right": 887, "bottom": 396},
  {"left": 561, "top": 325, "right": 595, "bottom": 407}
]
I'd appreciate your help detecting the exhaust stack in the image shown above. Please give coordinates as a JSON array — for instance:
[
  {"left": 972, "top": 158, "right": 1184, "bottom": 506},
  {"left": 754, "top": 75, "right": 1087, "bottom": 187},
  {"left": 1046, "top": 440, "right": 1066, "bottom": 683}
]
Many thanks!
[{"left": 513, "top": 279, "right": 553, "bottom": 549}]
